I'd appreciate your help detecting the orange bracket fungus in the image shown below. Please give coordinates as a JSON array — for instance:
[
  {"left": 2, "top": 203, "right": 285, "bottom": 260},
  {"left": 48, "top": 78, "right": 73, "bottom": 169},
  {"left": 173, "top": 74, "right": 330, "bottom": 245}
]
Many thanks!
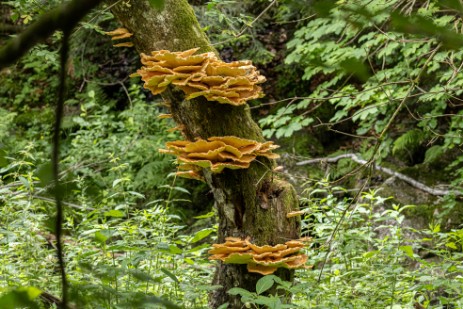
[
  {"left": 159, "top": 136, "right": 279, "bottom": 178},
  {"left": 208, "top": 237, "right": 309, "bottom": 275},
  {"left": 104, "top": 28, "right": 134, "bottom": 47},
  {"left": 132, "top": 48, "right": 266, "bottom": 105}
]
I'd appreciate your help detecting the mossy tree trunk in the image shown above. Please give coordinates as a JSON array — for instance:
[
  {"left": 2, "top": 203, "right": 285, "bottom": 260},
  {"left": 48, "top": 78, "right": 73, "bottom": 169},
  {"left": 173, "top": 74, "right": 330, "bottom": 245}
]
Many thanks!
[{"left": 108, "top": 0, "right": 300, "bottom": 307}]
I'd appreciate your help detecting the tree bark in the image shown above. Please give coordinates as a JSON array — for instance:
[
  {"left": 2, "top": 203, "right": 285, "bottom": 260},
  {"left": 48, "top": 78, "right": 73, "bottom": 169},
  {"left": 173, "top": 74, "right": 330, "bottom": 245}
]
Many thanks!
[{"left": 108, "top": 1, "right": 300, "bottom": 307}]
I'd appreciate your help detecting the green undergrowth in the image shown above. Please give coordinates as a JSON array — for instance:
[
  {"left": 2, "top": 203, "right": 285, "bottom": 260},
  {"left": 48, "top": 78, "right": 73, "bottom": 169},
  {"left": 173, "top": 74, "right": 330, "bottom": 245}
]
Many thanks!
[
  {"left": 0, "top": 83, "right": 218, "bottom": 308},
  {"left": 229, "top": 181, "right": 463, "bottom": 309}
]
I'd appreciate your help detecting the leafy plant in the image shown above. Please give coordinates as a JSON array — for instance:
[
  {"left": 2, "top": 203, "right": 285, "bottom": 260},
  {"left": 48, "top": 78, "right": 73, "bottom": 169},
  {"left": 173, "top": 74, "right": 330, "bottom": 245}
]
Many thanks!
[{"left": 260, "top": 0, "right": 463, "bottom": 185}]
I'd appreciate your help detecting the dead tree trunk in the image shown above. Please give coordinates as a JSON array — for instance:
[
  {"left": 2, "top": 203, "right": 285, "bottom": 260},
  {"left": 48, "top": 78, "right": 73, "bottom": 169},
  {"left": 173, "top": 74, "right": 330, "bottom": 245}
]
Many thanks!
[{"left": 108, "top": 1, "right": 300, "bottom": 307}]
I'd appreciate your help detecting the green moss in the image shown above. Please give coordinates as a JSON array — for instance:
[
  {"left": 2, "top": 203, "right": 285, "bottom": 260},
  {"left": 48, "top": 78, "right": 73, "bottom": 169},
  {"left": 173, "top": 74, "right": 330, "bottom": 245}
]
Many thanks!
[
  {"left": 165, "top": 0, "right": 215, "bottom": 53},
  {"left": 251, "top": 178, "right": 300, "bottom": 245}
]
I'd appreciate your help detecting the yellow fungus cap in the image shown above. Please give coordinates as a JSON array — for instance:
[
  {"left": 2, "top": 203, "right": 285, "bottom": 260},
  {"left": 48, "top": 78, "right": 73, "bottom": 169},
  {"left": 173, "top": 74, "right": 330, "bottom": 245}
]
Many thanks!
[
  {"left": 159, "top": 136, "right": 279, "bottom": 174},
  {"left": 208, "top": 238, "right": 309, "bottom": 275},
  {"left": 133, "top": 48, "right": 266, "bottom": 105}
]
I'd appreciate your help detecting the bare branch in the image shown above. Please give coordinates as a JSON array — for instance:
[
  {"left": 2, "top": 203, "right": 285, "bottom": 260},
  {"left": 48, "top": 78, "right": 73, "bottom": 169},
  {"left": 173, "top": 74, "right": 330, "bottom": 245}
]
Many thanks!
[{"left": 296, "top": 153, "right": 462, "bottom": 196}]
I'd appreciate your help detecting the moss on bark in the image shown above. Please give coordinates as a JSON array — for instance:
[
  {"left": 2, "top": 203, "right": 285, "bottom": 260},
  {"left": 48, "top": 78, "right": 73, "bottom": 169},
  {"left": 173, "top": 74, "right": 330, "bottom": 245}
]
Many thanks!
[
  {"left": 109, "top": 0, "right": 213, "bottom": 54},
  {"left": 108, "top": 1, "right": 301, "bottom": 307}
]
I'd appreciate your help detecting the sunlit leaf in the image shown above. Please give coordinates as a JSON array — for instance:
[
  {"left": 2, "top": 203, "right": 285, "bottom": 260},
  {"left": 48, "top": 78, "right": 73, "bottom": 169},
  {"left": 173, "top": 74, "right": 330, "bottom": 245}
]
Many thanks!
[
  {"left": 190, "top": 228, "right": 215, "bottom": 243},
  {"left": 95, "top": 230, "right": 111, "bottom": 243},
  {"left": 104, "top": 210, "right": 125, "bottom": 218},
  {"left": 194, "top": 211, "right": 215, "bottom": 219},
  {"left": 0, "top": 287, "right": 41, "bottom": 309},
  {"left": 399, "top": 245, "right": 414, "bottom": 258}
]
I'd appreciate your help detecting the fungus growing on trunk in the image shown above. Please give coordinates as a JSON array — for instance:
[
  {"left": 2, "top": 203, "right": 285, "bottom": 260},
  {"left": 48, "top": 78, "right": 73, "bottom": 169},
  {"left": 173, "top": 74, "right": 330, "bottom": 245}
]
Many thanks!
[
  {"left": 208, "top": 237, "right": 309, "bottom": 275},
  {"left": 159, "top": 136, "right": 279, "bottom": 175},
  {"left": 132, "top": 48, "right": 266, "bottom": 105},
  {"left": 104, "top": 28, "right": 134, "bottom": 47}
]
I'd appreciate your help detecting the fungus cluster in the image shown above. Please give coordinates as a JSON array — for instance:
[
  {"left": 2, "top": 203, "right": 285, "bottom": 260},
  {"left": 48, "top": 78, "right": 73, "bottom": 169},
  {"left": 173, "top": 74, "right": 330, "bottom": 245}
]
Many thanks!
[
  {"left": 132, "top": 48, "right": 266, "bottom": 105},
  {"left": 104, "top": 28, "right": 134, "bottom": 47},
  {"left": 159, "top": 136, "right": 279, "bottom": 177},
  {"left": 209, "top": 237, "right": 309, "bottom": 275}
]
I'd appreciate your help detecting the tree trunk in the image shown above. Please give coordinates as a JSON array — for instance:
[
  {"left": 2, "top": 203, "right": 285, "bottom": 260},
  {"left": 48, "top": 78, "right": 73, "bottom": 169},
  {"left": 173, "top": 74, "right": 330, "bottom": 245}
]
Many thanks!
[{"left": 108, "top": 1, "right": 300, "bottom": 307}]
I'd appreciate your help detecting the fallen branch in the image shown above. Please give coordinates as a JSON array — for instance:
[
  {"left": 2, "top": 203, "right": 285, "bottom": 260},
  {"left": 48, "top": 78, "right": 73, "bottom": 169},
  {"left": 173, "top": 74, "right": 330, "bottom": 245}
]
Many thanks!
[{"left": 296, "top": 153, "right": 461, "bottom": 197}]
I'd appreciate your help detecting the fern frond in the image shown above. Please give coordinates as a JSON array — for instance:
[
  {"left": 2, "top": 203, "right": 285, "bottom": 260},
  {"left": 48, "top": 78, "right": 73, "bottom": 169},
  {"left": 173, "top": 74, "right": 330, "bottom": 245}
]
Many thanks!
[{"left": 392, "top": 129, "right": 426, "bottom": 155}]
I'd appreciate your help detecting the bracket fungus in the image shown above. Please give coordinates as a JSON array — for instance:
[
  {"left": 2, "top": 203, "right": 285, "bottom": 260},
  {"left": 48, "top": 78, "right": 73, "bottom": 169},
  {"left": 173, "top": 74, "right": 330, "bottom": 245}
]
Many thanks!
[
  {"left": 209, "top": 237, "right": 309, "bottom": 275},
  {"left": 132, "top": 48, "right": 266, "bottom": 105},
  {"left": 159, "top": 136, "right": 279, "bottom": 176},
  {"left": 104, "top": 28, "right": 134, "bottom": 47}
]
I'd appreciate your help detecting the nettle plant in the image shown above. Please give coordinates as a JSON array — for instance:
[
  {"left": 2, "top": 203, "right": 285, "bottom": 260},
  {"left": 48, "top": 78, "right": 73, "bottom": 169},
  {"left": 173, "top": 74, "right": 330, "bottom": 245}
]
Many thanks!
[
  {"left": 259, "top": 0, "right": 463, "bottom": 183},
  {"left": 297, "top": 181, "right": 462, "bottom": 308}
]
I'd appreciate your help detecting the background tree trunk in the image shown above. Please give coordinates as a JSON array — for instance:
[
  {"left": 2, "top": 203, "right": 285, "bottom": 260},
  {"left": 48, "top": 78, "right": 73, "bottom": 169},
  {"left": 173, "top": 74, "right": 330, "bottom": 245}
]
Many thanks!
[{"left": 108, "top": 1, "right": 300, "bottom": 307}]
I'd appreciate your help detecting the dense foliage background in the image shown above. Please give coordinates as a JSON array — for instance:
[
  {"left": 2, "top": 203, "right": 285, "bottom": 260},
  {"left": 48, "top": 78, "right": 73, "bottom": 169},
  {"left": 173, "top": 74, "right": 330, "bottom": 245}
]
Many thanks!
[{"left": 0, "top": 0, "right": 462, "bottom": 308}]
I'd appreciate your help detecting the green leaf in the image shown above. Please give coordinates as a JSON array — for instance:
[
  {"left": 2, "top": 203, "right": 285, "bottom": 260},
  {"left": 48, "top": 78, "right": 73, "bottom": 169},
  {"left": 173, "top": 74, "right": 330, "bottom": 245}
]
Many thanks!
[
  {"left": 256, "top": 275, "right": 275, "bottom": 295},
  {"left": 188, "top": 243, "right": 210, "bottom": 253},
  {"left": 148, "top": 0, "right": 165, "bottom": 10},
  {"left": 254, "top": 295, "right": 280, "bottom": 307},
  {"left": 127, "top": 269, "right": 160, "bottom": 282},
  {"left": 432, "top": 224, "right": 441, "bottom": 233},
  {"left": 190, "top": 228, "right": 215, "bottom": 243},
  {"left": 168, "top": 244, "right": 183, "bottom": 254},
  {"left": 0, "top": 287, "right": 41, "bottom": 309},
  {"left": 124, "top": 292, "right": 181, "bottom": 309},
  {"left": 160, "top": 185, "right": 190, "bottom": 195},
  {"left": 128, "top": 191, "right": 145, "bottom": 199},
  {"left": 194, "top": 211, "right": 215, "bottom": 219},
  {"left": 95, "top": 230, "right": 111, "bottom": 243},
  {"left": 392, "top": 129, "right": 425, "bottom": 155},
  {"left": 339, "top": 58, "right": 370, "bottom": 82},
  {"left": 104, "top": 210, "right": 125, "bottom": 218},
  {"left": 18, "top": 176, "right": 30, "bottom": 190},
  {"left": 217, "top": 303, "right": 229, "bottom": 309},
  {"left": 424, "top": 145, "right": 445, "bottom": 163},
  {"left": 313, "top": 0, "right": 337, "bottom": 17},
  {"left": 227, "top": 287, "right": 254, "bottom": 298},
  {"left": 399, "top": 245, "right": 414, "bottom": 258},
  {"left": 36, "top": 163, "right": 53, "bottom": 187},
  {"left": 363, "top": 250, "right": 379, "bottom": 259},
  {"left": 161, "top": 268, "right": 179, "bottom": 283}
]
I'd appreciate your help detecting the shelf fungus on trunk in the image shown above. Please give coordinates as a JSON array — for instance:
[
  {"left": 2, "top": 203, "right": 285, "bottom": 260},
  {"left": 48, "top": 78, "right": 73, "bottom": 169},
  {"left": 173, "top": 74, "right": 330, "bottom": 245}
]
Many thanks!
[
  {"left": 159, "top": 136, "right": 279, "bottom": 178},
  {"left": 104, "top": 28, "right": 134, "bottom": 47},
  {"left": 208, "top": 237, "right": 310, "bottom": 275},
  {"left": 131, "top": 48, "right": 266, "bottom": 105}
]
